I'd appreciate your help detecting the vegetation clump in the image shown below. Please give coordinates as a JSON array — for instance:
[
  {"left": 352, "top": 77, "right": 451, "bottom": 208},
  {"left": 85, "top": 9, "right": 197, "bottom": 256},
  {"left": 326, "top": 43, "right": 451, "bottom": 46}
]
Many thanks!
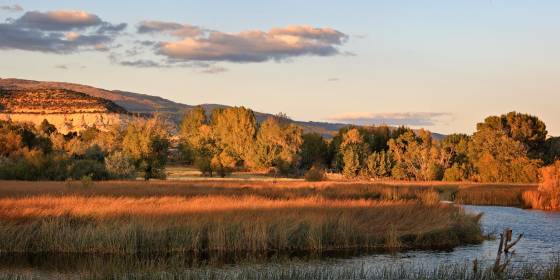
[{"left": 522, "top": 160, "right": 560, "bottom": 210}]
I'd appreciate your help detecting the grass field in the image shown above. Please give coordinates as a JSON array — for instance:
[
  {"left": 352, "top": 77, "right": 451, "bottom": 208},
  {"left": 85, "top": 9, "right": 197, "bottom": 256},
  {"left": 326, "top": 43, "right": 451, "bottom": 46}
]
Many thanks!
[
  {"left": 0, "top": 178, "right": 537, "bottom": 211},
  {"left": 0, "top": 179, "right": 486, "bottom": 260}
]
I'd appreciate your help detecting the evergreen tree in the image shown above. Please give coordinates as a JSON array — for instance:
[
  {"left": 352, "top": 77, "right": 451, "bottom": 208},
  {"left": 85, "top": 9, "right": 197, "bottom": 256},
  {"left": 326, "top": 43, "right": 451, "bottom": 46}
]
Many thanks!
[{"left": 299, "top": 133, "right": 328, "bottom": 170}]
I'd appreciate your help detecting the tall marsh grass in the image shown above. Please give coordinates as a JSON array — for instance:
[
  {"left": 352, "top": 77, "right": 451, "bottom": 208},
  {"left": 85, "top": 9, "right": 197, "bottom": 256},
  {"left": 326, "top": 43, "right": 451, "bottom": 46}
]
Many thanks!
[
  {"left": 522, "top": 161, "right": 560, "bottom": 210},
  {"left": 455, "top": 184, "right": 536, "bottom": 207},
  {"left": 0, "top": 195, "right": 483, "bottom": 257}
]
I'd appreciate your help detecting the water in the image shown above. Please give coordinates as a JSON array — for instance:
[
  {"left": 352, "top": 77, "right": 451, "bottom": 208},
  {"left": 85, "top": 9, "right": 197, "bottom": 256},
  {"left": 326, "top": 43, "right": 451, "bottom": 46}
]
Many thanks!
[
  {"left": 1, "top": 205, "right": 559, "bottom": 278},
  {"left": 339, "top": 205, "right": 560, "bottom": 269}
]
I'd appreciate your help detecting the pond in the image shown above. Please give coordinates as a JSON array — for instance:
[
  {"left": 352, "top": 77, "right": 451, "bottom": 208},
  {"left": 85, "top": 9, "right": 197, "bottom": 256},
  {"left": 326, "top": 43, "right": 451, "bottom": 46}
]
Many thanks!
[{"left": 1, "top": 205, "right": 559, "bottom": 279}]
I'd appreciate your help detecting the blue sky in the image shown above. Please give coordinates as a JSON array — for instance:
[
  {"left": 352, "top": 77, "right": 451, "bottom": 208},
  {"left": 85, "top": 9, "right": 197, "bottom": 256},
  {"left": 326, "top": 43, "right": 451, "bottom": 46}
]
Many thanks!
[{"left": 1, "top": 1, "right": 559, "bottom": 135}]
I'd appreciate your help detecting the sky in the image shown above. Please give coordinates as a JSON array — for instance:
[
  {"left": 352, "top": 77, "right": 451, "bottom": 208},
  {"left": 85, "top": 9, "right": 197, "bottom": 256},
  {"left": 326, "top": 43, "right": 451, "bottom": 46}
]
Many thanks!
[{"left": 0, "top": 1, "right": 559, "bottom": 135}]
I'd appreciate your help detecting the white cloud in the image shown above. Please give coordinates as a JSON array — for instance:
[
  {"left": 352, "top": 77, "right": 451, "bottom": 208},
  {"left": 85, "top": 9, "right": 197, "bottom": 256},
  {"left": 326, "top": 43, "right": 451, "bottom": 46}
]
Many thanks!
[{"left": 326, "top": 112, "right": 452, "bottom": 126}]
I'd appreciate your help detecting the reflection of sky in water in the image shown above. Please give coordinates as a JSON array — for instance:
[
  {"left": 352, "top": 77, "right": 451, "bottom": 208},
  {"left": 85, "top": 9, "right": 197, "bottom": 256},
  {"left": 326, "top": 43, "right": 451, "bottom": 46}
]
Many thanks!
[{"left": 330, "top": 205, "right": 560, "bottom": 270}]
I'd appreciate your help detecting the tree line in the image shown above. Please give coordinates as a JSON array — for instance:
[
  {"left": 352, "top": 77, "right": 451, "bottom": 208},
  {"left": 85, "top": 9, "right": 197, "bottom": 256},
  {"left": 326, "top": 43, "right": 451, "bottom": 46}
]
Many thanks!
[
  {"left": 0, "top": 116, "right": 169, "bottom": 181},
  {"left": 0, "top": 107, "right": 558, "bottom": 183},
  {"left": 178, "top": 107, "right": 559, "bottom": 183}
]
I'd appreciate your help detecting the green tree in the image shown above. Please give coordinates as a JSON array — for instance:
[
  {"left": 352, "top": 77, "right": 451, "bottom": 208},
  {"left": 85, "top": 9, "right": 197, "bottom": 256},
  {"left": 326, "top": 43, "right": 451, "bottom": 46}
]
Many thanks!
[
  {"left": 105, "top": 151, "right": 136, "bottom": 179},
  {"left": 122, "top": 116, "right": 170, "bottom": 180},
  {"left": 362, "top": 150, "right": 393, "bottom": 178},
  {"left": 477, "top": 112, "right": 547, "bottom": 159},
  {"left": 469, "top": 127, "right": 539, "bottom": 183},
  {"left": 544, "top": 137, "right": 560, "bottom": 165},
  {"left": 340, "top": 128, "right": 368, "bottom": 178},
  {"left": 440, "top": 134, "right": 473, "bottom": 181},
  {"left": 299, "top": 133, "right": 328, "bottom": 170}
]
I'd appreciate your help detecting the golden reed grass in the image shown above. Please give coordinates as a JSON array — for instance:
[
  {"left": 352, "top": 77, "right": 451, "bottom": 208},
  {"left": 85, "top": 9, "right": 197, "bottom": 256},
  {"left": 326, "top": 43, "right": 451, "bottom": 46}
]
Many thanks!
[
  {"left": 454, "top": 184, "right": 536, "bottom": 207},
  {"left": 0, "top": 194, "right": 483, "bottom": 256},
  {"left": 522, "top": 161, "right": 560, "bottom": 210}
]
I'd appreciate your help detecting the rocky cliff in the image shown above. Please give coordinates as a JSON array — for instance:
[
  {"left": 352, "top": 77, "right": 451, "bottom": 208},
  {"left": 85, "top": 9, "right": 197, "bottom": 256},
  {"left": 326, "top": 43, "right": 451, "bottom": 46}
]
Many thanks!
[{"left": 0, "top": 88, "right": 130, "bottom": 134}]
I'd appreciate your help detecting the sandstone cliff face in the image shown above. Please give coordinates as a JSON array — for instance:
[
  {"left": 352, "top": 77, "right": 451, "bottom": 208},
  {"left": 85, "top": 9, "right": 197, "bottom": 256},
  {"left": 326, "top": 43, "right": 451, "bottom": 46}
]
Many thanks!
[
  {"left": 0, "top": 113, "right": 131, "bottom": 134},
  {"left": 0, "top": 88, "right": 130, "bottom": 134}
]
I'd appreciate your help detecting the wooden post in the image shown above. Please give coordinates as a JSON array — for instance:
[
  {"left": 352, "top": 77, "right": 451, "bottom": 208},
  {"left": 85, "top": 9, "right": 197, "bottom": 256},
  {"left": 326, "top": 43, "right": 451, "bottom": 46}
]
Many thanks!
[{"left": 493, "top": 228, "right": 523, "bottom": 273}]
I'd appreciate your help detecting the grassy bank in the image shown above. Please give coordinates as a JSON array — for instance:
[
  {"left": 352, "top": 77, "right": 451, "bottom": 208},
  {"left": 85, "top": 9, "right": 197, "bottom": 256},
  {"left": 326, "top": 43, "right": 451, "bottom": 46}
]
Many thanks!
[
  {"left": 454, "top": 184, "right": 537, "bottom": 207},
  {"left": 0, "top": 195, "right": 482, "bottom": 257}
]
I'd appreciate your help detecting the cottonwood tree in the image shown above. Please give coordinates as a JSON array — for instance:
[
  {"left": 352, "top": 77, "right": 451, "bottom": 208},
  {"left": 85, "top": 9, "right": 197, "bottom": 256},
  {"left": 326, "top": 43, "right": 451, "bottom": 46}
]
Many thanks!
[
  {"left": 362, "top": 150, "right": 393, "bottom": 178},
  {"left": 254, "top": 116, "right": 303, "bottom": 173},
  {"left": 388, "top": 130, "right": 443, "bottom": 181},
  {"left": 468, "top": 127, "right": 539, "bottom": 183},
  {"left": 122, "top": 115, "right": 170, "bottom": 180},
  {"left": 440, "top": 134, "right": 473, "bottom": 181},
  {"left": 179, "top": 106, "right": 207, "bottom": 164},
  {"left": 211, "top": 107, "right": 257, "bottom": 168}
]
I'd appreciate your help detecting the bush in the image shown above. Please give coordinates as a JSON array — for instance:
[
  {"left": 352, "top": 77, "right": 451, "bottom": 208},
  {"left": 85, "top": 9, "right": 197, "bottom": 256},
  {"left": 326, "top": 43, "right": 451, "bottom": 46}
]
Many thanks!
[
  {"left": 443, "top": 164, "right": 469, "bottom": 182},
  {"left": 304, "top": 165, "right": 326, "bottom": 182},
  {"left": 523, "top": 161, "right": 560, "bottom": 210},
  {"left": 83, "top": 144, "right": 105, "bottom": 162},
  {"left": 416, "top": 189, "right": 440, "bottom": 206},
  {"left": 194, "top": 157, "right": 213, "bottom": 177},
  {"left": 69, "top": 160, "right": 108, "bottom": 180},
  {"left": 105, "top": 151, "right": 136, "bottom": 179}
]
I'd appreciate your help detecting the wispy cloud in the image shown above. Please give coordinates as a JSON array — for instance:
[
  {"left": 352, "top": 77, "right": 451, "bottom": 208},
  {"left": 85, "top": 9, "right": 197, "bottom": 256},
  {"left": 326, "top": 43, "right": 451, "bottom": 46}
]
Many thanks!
[
  {"left": 0, "top": 10, "right": 126, "bottom": 53},
  {"left": 134, "top": 23, "right": 348, "bottom": 64},
  {"left": 137, "top": 20, "right": 203, "bottom": 37},
  {"left": 199, "top": 66, "right": 227, "bottom": 74},
  {"left": 326, "top": 112, "right": 452, "bottom": 126},
  {"left": 327, "top": 77, "right": 339, "bottom": 82},
  {"left": 0, "top": 4, "right": 22, "bottom": 12}
]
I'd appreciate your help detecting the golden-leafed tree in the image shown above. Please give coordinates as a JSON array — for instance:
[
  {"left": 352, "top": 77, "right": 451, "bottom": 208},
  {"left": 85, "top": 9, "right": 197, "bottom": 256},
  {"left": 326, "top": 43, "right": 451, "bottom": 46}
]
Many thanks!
[
  {"left": 211, "top": 106, "right": 257, "bottom": 168},
  {"left": 254, "top": 116, "right": 303, "bottom": 173},
  {"left": 122, "top": 115, "right": 170, "bottom": 180}
]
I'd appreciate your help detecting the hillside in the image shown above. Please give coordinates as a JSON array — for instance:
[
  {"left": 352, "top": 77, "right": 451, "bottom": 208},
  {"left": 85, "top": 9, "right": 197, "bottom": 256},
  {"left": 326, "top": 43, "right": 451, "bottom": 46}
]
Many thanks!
[
  {"left": 0, "top": 87, "right": 130, "bottom": 134},
  {"left": 0, "top": 88, "right": 127, "bottom": 114},
  {"left": 0, "top": 78, "right": 349, "bottom": 137},
  {"left": 0, "top": 78, "right": 444, "bottom": 139}
]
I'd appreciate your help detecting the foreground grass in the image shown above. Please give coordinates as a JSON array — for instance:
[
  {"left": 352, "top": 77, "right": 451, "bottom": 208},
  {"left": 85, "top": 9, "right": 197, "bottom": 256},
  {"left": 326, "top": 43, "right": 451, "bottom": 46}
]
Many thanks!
[
  {"left": 1, "top": 260, "right": 559, "bottom": 280},
  {"left": 0, "top": 194, "right": 482, "bottom": 257}
]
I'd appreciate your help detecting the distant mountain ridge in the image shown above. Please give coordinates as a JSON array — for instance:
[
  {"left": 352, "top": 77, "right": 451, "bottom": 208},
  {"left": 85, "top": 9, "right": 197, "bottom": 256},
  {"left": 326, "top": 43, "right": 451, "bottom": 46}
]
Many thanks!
[{"left": 0, "top": 78, "right": 444, "bottom": 139}]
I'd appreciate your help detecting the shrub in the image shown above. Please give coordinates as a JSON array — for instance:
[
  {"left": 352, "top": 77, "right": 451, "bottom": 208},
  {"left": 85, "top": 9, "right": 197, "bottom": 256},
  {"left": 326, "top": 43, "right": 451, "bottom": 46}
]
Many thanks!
[
  {"left": 80, "top": 175, "right": 94, "bottom": 189},
  {"left": 194, "top": 156, "right": 213, "bottom": 177},
  {"left": 105, "top": 151, "right": 136, "bottom": 179},
  {"left": 304, "top": 165, "right": 326, "bottom": 182},
  {"left": 416, "top": 189, "right": 440, "bottom": 206},
  {"left": 443, "top": 164, "right": 469, "bottom": 182},
  {"left": 83, "top": 144, "right": 105, "bottom": 162},
  {"left": 523, "top": 161, "right": 560, "bottom": 210},
  {"left": 69, "top": 160, "right": 108, "bottom": 180}
]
